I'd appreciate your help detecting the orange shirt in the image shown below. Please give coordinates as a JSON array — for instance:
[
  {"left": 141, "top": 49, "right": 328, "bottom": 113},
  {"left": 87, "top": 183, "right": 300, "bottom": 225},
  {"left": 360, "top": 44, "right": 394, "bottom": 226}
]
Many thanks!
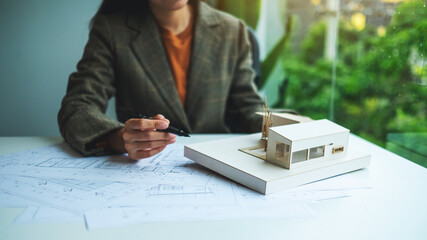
[{"left": 158, "top": 13, "right": 194, "bottom": 106}]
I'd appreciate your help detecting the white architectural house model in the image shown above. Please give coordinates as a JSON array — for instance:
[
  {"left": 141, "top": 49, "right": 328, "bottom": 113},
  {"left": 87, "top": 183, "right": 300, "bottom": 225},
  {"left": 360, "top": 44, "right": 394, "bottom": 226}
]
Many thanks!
[
  {"left": 185, "top": 104, "right": 371, "bottom": 194},
  {"left": 266, "top": 119, "right": 349, "bottom": 170}
]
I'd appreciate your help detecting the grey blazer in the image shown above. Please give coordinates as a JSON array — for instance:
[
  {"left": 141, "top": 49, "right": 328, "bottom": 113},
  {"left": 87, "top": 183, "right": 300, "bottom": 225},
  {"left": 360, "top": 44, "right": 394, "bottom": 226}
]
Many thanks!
[{"left": 58, "top": 2, "right": 263, "bottom": 156}]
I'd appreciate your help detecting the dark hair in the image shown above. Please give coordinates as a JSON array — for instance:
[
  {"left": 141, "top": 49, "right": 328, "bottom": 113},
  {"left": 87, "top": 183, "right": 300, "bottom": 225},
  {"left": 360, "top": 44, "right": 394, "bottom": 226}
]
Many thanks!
[
  {"left": 95, "top": 0, "right": 149, "bottom": 15},
  {"left": 91, "top": 0, "right": 200, "bottom": 27}
]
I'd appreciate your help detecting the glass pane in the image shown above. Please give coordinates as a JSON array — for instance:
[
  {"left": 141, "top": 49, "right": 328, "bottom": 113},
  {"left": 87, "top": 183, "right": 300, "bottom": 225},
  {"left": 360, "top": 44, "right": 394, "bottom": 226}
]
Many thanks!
[
  {"left": 335, "top": 0, "right": 426, "bottom": 166},
  {"left": 208, "top": 0, "right": 427, "bottom": 167},
  {"left": 282, "top": 0, "right": 427, "bottom": 167}
]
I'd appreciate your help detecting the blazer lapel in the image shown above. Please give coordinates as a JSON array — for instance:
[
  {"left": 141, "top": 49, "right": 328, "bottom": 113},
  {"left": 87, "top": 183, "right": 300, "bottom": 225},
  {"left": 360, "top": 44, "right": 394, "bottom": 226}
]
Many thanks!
[
  {"left": 127, "top": 12, "right": 190, "bottom": 130},
  {"left": 185, "top": 4, "right": 221, "bottom": 116}
]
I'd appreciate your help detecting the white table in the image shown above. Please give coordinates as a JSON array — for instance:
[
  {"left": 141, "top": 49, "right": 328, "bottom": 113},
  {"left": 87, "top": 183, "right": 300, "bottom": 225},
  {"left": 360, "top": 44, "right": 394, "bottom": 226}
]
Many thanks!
[{"left": 0, "top": 135, "right": 426, "bottom": 240}]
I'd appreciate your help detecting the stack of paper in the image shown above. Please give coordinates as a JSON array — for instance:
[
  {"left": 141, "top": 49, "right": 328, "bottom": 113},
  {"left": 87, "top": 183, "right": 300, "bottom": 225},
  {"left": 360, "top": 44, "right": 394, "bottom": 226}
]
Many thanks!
[{"left": 0, "top": 143, "right": 371, "bottom": 229}]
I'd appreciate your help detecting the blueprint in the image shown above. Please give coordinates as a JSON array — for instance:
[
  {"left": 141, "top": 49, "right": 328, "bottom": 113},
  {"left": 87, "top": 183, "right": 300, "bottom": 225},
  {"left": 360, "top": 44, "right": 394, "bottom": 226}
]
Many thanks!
[
  {"left": 0, "top": 143, "right": 221, "bottom": 212},
  {"left": 0, "top": 143, "right": 212, "bottom": 185},
  {"left": 0, "top": 142, "right": 370, "bottom": 229}
]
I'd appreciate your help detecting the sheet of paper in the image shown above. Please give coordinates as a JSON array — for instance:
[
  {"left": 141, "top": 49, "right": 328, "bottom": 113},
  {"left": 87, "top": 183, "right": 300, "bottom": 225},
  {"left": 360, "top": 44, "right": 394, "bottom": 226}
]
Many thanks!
[
  {"left": 291, "top": 174, "right": 371, "bottom": 192},
  {"left": 105, "top": 174, "right": 237, "bottom": 208},
  {"left": 84, "top": 202, "right": 313, "bottom": 230},
  {"left": 0, "top": 190, "right": 40, "bottom": 207},
  {"left": 0, "top": 144, "right": 217, "bottom": 214},
  {"left": 0, "top": 143, "right": 213, "bottom": 185},
  {"left": 231, "top": 183, "right": 349, "bottom": 206},
  {"left": 15, "top": 207, "right": 82, "bottom": 224},
  {"left": 0, "top": 174, "right": 147, "bottom": 214}
]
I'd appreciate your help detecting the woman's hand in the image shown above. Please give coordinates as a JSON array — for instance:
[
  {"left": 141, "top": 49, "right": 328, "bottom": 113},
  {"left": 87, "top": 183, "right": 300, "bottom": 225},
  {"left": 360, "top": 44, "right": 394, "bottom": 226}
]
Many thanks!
[{"left": 106, "top": 114, "right": 176, "bottom": 160}]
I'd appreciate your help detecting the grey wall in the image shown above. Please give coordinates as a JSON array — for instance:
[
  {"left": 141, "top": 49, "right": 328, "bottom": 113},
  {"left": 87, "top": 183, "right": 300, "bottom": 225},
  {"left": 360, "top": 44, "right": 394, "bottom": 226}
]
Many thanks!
[{"left": 0, "top": 0, "right": 117, "bottom": 136}]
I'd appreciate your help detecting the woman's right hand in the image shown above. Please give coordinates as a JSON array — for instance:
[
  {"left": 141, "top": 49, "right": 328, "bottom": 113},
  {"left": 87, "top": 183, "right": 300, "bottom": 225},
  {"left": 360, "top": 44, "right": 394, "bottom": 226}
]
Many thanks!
[{"left": 107, "top": 114, "right": 176, "bottom": 160}]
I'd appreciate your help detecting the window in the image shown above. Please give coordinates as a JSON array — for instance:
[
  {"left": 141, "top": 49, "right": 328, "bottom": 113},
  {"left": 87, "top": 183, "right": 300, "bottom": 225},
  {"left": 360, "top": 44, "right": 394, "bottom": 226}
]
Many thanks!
[
  {"left": 292, "top": 149, "right": 308, "bottom": 163},
  {"left": 309, "top": 145, "right": 325, "bottom": 159},
  {"left": 212, "top": 0, "right": 427, "bottom": 167},
  {"left": 275, "top": 142, "right": 290, "bottom": 162},
  {"left": 282, "top": 0, "right": 427, "bottom": 167}
]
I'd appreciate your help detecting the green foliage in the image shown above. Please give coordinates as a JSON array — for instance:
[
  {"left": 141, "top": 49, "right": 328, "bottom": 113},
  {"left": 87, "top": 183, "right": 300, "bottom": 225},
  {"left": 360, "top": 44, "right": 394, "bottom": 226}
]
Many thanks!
[
  {"left": 216, "top": 0, "right": 261, "bottom": 29},
  {"left": 281, "top": 0, "right": 427, "bottom": 147},
  {"left": 215, "top": 0, "right": 426, "bottom": 151},
  {"left": 260, "top": 16, "right": 293, "bottom": 88},
  {"left": 300, "top": 22, "right": 325, "bottom": 64},
  {"left": 386, "top": 132, "right": 427, "bottom": 167}
]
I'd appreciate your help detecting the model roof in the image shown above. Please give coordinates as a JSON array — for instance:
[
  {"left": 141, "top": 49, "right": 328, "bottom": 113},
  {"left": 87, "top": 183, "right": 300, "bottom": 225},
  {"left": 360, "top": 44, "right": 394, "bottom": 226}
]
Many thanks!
[{"left": 269, "top": 119, "right": 349, "bottom": 141}]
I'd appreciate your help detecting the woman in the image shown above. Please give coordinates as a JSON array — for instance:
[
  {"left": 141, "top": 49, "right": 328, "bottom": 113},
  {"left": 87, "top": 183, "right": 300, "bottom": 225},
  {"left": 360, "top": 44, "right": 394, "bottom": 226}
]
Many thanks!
[{"left": 58, "top": 0, "right": 263, "bottom": 160}]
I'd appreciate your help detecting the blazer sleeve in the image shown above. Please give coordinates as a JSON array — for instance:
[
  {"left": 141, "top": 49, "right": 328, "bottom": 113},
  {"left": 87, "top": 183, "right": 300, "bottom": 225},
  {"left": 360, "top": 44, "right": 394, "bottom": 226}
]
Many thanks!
[
  {"left": 225, "top": 20, "right": 263, "bottom": 133},
  {"left": 58, "top": 14, "right": 124, "bottom": 156}
]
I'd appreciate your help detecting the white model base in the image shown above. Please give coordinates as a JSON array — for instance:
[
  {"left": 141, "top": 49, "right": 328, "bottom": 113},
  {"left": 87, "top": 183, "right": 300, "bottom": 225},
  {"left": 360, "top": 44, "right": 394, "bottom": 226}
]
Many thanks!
[{"left": 184, "top": 133, "right": 371, "bottom": 195}]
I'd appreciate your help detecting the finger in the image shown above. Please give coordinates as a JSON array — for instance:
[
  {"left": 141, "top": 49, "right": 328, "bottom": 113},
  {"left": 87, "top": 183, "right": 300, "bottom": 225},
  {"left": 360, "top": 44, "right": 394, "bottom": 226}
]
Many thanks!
[
  {"left": 125, "top": 139, "right": 176, "bottom": 151},
  {"left": 125, "top": 118, "right": 169, "bottom": 130},
  {"left": 151, "top": 114, "right": 170, "bottom": 124},
  {"left": 122, "top": 130, "right": 176, "bottom": 142},
  {"left": 151, "top": 114, "right": 166, "bottom": 120},
  {"left": 128, "top": 145, "right": 167, "bottom": 160}
]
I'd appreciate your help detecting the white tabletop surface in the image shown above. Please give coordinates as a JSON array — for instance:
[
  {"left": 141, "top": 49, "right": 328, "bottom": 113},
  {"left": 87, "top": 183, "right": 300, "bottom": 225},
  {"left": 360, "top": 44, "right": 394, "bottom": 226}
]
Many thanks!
[{"left": 0, "top": 134, "right": 426, "bottom": 240}]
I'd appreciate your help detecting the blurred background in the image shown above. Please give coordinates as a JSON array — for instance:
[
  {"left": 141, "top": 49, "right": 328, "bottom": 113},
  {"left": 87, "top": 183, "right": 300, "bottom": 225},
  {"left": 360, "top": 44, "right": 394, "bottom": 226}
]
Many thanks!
[{"left": 0, "top": 0, "right": 426, "bottom": 167}]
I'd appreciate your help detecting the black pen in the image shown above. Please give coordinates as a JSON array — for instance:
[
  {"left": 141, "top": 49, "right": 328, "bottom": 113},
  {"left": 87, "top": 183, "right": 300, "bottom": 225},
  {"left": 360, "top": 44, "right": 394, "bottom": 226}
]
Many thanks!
[{"left": 117, "top": 109, "right": 190, "bottom": 137}]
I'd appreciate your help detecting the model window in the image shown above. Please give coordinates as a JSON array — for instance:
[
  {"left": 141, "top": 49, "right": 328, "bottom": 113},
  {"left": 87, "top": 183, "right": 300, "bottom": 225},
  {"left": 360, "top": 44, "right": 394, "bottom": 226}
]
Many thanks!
[
  {"left": 275, "top": 142, "right": 290, "bottom": 162},
  {"left": 309, "top": 146, "right": 325, "bottom": 159},
  {"left": 292, "top": 149, "right": 308, "bottom": 163}
]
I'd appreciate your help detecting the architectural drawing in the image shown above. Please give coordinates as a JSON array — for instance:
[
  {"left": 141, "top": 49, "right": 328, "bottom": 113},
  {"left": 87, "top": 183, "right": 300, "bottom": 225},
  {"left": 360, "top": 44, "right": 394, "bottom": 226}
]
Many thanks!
[
  {"left": 0, "top": 175, "right": 140, "bottom": 214},
  {"left": 0, "top": 144, "right": 229, "bottom": 215},
  {"left": 147, "top": 184, "right": 214, "bottom": 197},
  {"left": 37, "top": 157, "right": 98, "bottom": 169},
  {"left": 0, "top": 141, "right": 371, "bottom": 229}
]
